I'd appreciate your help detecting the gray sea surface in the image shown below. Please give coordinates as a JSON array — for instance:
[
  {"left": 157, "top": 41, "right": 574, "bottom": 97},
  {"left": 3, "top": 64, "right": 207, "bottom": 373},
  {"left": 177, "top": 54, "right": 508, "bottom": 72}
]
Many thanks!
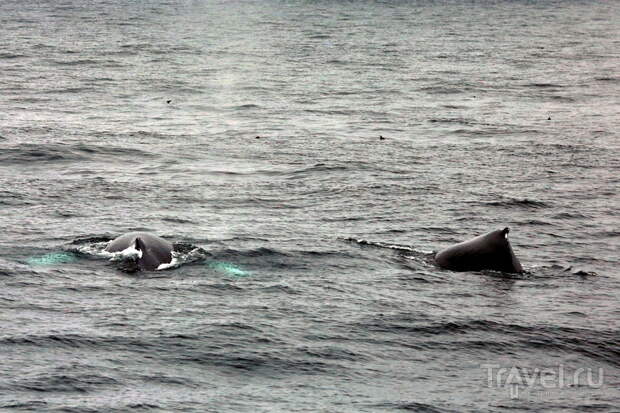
[{"left": 1, "top": 0, "right": 619, "bottom": 412}]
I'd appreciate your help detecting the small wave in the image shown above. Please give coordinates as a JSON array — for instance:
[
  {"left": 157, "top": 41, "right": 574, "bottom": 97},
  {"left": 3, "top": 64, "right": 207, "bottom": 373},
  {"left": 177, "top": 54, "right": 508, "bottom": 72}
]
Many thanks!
[
  {"left": 0, "top": 401, "right": 48, "bottom": 410},
  {"left": 202, "top": 283, "right": 245, "bottom": 292},
  {"left": 43, "top": 86, "right": 96, "bottom": 94},
  {"left": 259, "top": 284, "right": 299, "bottom": 294},
  {"left": 0, "top": 53, "right": 27, "bottom": 59},
  {"left": 286, "top": 162, "right": 376, "bottom": 177},
  {"left": 309, "top": 34, "right": 331, "bottom": 39},
  {"left": 526, "top": 82, "right": 564, "bottom": 88},
  {"left": 0, "top": 334, "right": 100, "bottom": 349},
  {"left": 596, "top": 230, "right": 620, "bottom": 237},
  {"left": 529, "top": 142, "right": 588, "bottom": 151},
  {"left": 356, "top": 318, "right": 619, "bottom": 366},
  {"left": 325, "top": 59, "right": 349, "bottom": 65},
  {"left": 563, "top": 311, "right": 588, "bottom": 317},
  {"left": 594, "top": 76, "right": 619, "bottom": 82},
  {"left": 304, "top": 108, "right": 355, "bottom": 116},
  {"left": 359, "top": 318, "right": 500, "bottom": 336},
  {"left": 419, "top": 86, "right": 465, "bottom": 95},
  {"left": 231, "top": 103, "right": 261, "bottom": 110},
  {"left": 428, "top": 117, "right": 473, "bottom": 125},
  {"left": 138, "top": 374, "right": 199, "bottom": 387},
  {"left": 74, "top": 144, "right": 152, "bottom": 158},
  {"left": 0, "top": 145, "right": 84, "bottom": 163},
  {"left": 368, "top": 401, "right": 456, "bottom": 413},
  {"left": 520, "top": 219, "right": 554, "bottom": 226},
  {"left": 0, "top": 190, "right": 28, "bottom": 206},
  {"left": 0, "top": 143, "right": 153, "bottom": 164},
  {"left": 550, "top": 95, "right": 575, "bottom": 102},
  {"left": 125, "top": 403, "right": 164, "bottom": 410},
  {"left": 172, "top": 351, "right": 338, "bottom": 375},
  {"left": 9, "top": 96, "right": 54, "bottom": 104},
  {"left": 10, "top": 372, "right": 119, "bottom": 393},
  {"left": 161, "top": 217, "right": 196, "bottom": 224},
  {"left": 484, "top": 198, "right": 549, "bottom": 209},
  {"left": 330, "top": 90, "right": 359, "bottom": 96},
  {"left": 297, "top": 346, "right": 368, "bottom": 362},
  {"left": 121, "top": 130, "right": 180, "bottom": 140},
  {"left": 51, "top": 59, "right": 102, "bottom": 66},
  {"left": 0, "top": 258, "right": 38, "bottom": 277},
  {"left": 551, "top": 212, "right": 589, "bottom": 219}
]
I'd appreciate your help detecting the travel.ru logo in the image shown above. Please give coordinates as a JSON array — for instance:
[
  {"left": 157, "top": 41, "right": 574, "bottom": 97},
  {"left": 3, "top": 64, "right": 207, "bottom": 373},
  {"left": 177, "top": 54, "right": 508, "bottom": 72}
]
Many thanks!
[{"left": 481, "top": 364, "right": 604, "bottom": 399}]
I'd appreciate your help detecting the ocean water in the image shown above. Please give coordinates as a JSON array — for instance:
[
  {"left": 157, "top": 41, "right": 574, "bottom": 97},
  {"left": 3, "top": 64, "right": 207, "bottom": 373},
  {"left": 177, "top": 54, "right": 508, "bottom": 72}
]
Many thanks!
[{"left": 1, "top": 0, "right": 619, "bottom": 411}]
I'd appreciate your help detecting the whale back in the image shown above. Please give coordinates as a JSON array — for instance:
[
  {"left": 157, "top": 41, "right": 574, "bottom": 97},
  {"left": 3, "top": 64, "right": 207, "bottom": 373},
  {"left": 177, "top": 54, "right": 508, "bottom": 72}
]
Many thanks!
[
  {"left": 434, "top": 228, "right": 523, "bottom": 273},
  {"left": 105, "top": 232, "right": 173, "bottom": 271}
]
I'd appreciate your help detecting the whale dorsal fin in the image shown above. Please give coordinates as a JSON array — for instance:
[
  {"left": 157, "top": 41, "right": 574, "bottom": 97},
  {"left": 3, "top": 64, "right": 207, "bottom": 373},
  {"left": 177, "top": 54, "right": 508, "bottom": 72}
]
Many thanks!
[
  {"left": 133, "top": 237, "right": 148, "bottom": 260},
  {"left": 435, "top": 227, "right": 523, "bottom": 273},
  {"left": 134, "top": 237, "right": 147, "bottom": 252}
]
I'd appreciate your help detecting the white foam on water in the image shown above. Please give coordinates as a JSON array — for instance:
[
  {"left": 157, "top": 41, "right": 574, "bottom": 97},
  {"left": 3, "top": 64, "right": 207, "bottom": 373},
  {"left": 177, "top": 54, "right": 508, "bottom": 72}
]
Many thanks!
[{"left": 157, "top": 255, "right": 180, "bottom": 271}]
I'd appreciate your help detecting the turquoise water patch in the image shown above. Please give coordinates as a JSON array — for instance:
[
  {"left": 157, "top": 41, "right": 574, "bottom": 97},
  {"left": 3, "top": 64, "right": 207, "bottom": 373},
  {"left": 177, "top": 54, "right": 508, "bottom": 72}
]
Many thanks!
[
  {"left": 26, "top": 252, "right": 78, "bottom": 266},
  {"left": 208, "top": 261, "right": 250, "bottom": 277}
]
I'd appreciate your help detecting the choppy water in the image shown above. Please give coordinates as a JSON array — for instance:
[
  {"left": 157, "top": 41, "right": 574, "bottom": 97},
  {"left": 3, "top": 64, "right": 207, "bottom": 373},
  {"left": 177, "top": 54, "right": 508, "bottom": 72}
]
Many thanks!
[{"left": 1, "top": 0, "right": 619, "bottom": 411}]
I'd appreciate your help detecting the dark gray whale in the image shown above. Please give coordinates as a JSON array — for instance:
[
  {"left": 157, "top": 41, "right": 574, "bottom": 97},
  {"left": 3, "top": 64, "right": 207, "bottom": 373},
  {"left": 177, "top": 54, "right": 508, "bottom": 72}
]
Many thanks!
[
  {"left": 105, "top": 232, "right": 173, "bottom": 271},
  {"left": 434, "top": 228, "right": 523, "bottom": 273}
]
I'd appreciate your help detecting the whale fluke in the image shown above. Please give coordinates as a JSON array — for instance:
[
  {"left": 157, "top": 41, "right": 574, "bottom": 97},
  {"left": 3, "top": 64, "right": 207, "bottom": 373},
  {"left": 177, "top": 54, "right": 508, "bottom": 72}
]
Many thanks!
[
  {"left": 434, "top": 227, "right": 523, "bottom": 273},
  {"left": 105, "top": 232, "right": 173, "bottom": 271}
]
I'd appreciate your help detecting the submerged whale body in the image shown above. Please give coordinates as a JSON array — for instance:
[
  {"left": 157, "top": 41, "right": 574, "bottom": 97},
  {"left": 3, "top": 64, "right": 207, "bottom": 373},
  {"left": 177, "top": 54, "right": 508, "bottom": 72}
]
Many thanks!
[
  {"left": 105, "top": 232, "right": 173, "bottom": 271},
  {"left": 434, "top": 228, "right": 523, "bottom": 273}
]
